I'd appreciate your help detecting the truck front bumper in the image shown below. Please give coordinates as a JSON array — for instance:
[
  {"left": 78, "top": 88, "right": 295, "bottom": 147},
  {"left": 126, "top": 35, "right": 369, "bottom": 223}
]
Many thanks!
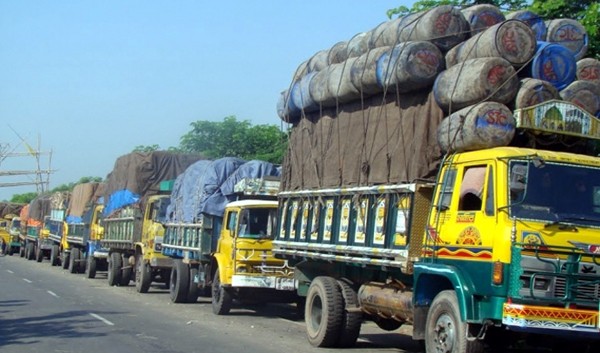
[
  {"left": 231, "top": 275, "right": 296, "bottom": 291},
  {"left": 503, "top": 303, "right": 600, "bottom": 338}
]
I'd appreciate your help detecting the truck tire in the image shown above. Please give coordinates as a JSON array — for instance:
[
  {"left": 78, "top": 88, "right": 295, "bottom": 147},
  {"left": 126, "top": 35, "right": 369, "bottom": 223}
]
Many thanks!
[
  {"left": 120, "top": 255, "right": 132, "bottom": 286},
  {"left": 305, "top": 276, "right": 343, "bottom": 347},
  {"left": 187, "top": 267, "right": 200, "bottom": 303},
  {"left": 135, "top": 254, "right": 152, "bottom": 293},
  {"left": 50, "top": 245, "right": 60, "bottom": 266},
  {"left": 425, "top": 290, "right": 484, "bottom": 353},
  {"left": 336, "top": 280, "right": 362, "bottom": 347},
  {"left": 107, "top": 252, "right": 122, "bottom": 286},
  {"left": 61, "top": 250, "right": 70, "bottom": 269},
  {"left": 69, "top": 248, "right": 81, "bottom": 274},
  {"left": 26, "top": 243, "right": 35, "bottom": 261},
  {"left": 169, "top": 260, "right": 189, "bottom": 303},
  {"left": 86, "top": 255, "right": 97, "bottom": 279},
  {"left": 7, "top": 246, "right": 14, "bottom": 256},
  {"left": 212, "top": 271, "right": 232, "bottom": 315},
  {"left": 35, "top": 244, "right": 44, "bottom": 262}
]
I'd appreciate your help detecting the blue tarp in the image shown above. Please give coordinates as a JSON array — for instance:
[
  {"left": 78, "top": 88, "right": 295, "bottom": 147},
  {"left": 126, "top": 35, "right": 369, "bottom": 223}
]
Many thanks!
[
  {"left": 167, "top": 158, "right": 280, "bottom": 222},
  {"left": 103, "top": 189, "right": 140, "bottom": 216}
]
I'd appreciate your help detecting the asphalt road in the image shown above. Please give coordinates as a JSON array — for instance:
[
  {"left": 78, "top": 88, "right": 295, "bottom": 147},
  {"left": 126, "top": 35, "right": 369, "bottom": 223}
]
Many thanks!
[{"left": 0, "top": 253, "right": 421, "bottom": 353}]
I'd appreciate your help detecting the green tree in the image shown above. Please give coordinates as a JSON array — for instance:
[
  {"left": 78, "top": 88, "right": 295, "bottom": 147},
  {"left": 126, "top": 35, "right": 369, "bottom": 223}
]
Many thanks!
[
  {"left": 387, "top": 1, "right": 599, "bottom": 58},
  {"left": 10, "top": 192, "right": 38, "bottom": 204},
  {"left": 179, "top": 116, "right": 287, "bottom": 164},
  {"left": 132, "top": 144, "right": 161, "bottom": 153},
  {"left": 50, "top": 176, "right": 103, "bottom": 193}
]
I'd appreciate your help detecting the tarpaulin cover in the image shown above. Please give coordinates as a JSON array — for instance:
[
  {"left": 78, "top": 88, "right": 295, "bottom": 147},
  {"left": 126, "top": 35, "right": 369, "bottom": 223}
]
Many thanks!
[
  {"left": 103, "top": 151, "right": 203, "bottom": 216},
  {"left": 0, "top": 202, "right": 24, "bottom": 218},
  {"left": 66, "top": 182, "right": 100, "bottom": 224},
  {"left": 281, "top": 91, "right": 444, "bottom": 191},
  {"left": 27, "top": 194, "right": 52, "bottom": 222},
  {"left": 50, "top": 191, "right": 70, "bottom": 210},
  {"left": 167, "top": 158, "right": 280, "bottom": 222}
]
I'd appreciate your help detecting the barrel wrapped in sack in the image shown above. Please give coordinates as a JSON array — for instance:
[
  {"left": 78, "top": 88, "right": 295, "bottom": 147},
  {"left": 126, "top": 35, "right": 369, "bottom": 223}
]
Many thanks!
[
  {"left": 560, "top": 80, "right": 600, "bottom": 117},
  {"left": 310, "top": 58, "right": 360, "bottom": 106},
  {"left": 513, "top": 78, "right": 559, "bottom": 109},
  {"left": 434, "top": 57, "right": 519, "bottom": 112},
  {"left": 350, "top": 46, "right": 391, "bottom": 95},
  {"left": 277, "top": 89, "right": 300, "bottom": 123},
  {"left": 576, "top": 58, "right": 600, "bottom": 82},
  {"left": 524, "top": 42, "right": 576, "bottom": 91},
  {"left": 437, "top": 102, "right": 515, "bottom": 153},
  {"left": 307, "top": 50, "right": 330, "bottom": 73},
  {"left": 445, "top": 20, "right": 536, "bottom": 68},
  {"left": 397, "top": 5, "right": 470, "bottom": 52},
  {"left": 376, "top": 41, "right": 443, "bottom": 93},
  {"left": 291, "top": 71, "right": 318, "bottom": 112},
  {"left": 506, "top": 10, "right": 547, "bottom": 40},
  {"left": 369, "top": 18, "right": 403, "bottom": 48},
  {"left": 328, "top": 41, "right": 349, "bottom": 65},
  {"left": 461, "top": 4, "right": 505, "bottom": 35},
  {"left": 347, "top": 32, "right": 370, "bottom": 58},
  {"left": 545, "top": 19, "right": 588, "bottom": 60}
]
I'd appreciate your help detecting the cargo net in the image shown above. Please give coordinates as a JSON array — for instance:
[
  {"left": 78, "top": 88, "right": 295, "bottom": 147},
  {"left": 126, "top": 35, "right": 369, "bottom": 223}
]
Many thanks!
[{"left": 277, "top": 4, "right": 599, "bottom": 191}]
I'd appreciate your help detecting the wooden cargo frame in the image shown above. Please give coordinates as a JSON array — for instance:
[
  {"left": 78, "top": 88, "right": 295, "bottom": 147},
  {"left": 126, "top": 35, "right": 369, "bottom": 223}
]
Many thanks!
[{"left": 274, "top": 182, "right": 433, "bottom": 274}]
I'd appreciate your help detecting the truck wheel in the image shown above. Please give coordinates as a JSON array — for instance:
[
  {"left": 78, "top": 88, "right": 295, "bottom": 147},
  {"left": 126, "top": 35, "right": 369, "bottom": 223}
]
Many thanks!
[
  {"left": 50, "top": 245, "right": 60, "bottom": 266},
  {"left": 26, "top": 243, "right": 35, "bottom": 261},
  {"left": 187, "top": 267, "right": 200, "bottom": 303},
  {"left": 336, "top": 280, "right": 362, "bottom": 347},
  {"left": 61, "top": 250, "right": 70, "bottom": 269},
  {"left": 120, "top": 255, "right": 132, "bottom": 286},
  {"left": 7, "top": 247, "right": 14, "bottom": 256},
  {"left": 135, "top": 254, "right": 152, "bottom": 293},
  {"left": 212, "top": 271, "right": 232, "bottom": 315},
  {"left": 305, "top": 276, "right": 343, "bottom": 347},
  {"left": 86, "top": 255, "right": 97, "bottom": 279},
  {"left": 35, "top": 245, "right": 44, "bottom": 262},
  {"left": 69, "top": 248, "right": 81, "bottom": 274},
  {"left": 169, "top": 260, "right": 189, "bottom": 303},
  {"left": 425, "top": 290, "right": 484, "bottom": 353},
  {"left": 107, "top": 252, "right": 122, "bottom": 286}
]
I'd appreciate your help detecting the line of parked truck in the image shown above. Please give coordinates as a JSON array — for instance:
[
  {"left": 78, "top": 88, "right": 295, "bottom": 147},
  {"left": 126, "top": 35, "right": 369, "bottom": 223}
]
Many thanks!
[{"left": 3, "top": 4, "right": 600, "bottom": 352}]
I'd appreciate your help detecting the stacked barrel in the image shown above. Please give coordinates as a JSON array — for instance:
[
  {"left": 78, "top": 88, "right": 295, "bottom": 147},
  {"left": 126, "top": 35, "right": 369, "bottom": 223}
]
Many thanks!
[{"left": 278, "top": 5, "right": 597, "bottom": 153}]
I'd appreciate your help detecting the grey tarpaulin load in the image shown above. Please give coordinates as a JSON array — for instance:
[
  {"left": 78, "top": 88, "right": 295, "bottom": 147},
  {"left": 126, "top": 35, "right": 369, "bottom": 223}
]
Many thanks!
[
  {"left": 0, "top": 202, "right": 24, "bottom": 218},
  {"left": 28, "top": 194, "right": 52, "bottom": 221}
]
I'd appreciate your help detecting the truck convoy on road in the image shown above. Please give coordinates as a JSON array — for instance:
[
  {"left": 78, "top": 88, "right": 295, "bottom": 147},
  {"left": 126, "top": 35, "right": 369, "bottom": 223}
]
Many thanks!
[
  {"left": 161, "top": 158, "right": 296, "bottom": 314},
  {"left": 99, "top": 151, "right": 202, "bottom": 290},
  {"left": 2, "top": 4, "right": 599, "bottom": 353},
  {"left": 0, "top": 202, "right": 24, "bottom": 255}
]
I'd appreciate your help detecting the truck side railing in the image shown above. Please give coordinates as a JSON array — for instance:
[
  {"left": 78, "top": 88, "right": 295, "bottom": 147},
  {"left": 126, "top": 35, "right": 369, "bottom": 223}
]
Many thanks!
[
  {"left": 66, "top": 222, "right": 88, "bottom": 246},
  {"left": 47, "top": 219, "right": 64, "bottom": 244},
  {"left": 102, "top": 216, "right": 135, "bottom": 241},
  {"left": 162, "top": 221, "right": 213, "bottom": 260}
]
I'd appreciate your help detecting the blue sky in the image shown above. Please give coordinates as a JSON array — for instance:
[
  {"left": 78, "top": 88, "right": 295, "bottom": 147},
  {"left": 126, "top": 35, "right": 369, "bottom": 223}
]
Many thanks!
[{"left": 0, "top": 1, "right": 406, "bottom": 201}]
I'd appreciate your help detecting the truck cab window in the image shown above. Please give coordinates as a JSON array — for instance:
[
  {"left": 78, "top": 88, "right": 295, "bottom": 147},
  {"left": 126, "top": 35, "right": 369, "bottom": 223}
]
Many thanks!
[
  {"left": 459, "top": 166, "right": 486, "bottom": 211},
  {"left": 226, "top": 211, "right": 237, "bottom": 232},
  {"left": 238, "top": 208, "right": 277, "bottom": 239},
  {"left": 438, "top": 168, "right": 457, "bottom": 210}
]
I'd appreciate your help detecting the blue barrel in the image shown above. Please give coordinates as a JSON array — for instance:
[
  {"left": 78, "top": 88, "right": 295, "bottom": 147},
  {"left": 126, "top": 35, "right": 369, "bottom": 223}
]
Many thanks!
[
  {"left": 461, "top": 4, "right": 505, "bottom": 35},
  {"left": 506, "top": 10, "right": 547, "bottom": 41},
  {"left": 277, "top": 89, "right": 301, "bottom": 123},
  {"left": 291, "top": 72, "right": 318, "bottom": 112},
  {"left": 525, "top": 42, "right": 576, "bottom": 91}
]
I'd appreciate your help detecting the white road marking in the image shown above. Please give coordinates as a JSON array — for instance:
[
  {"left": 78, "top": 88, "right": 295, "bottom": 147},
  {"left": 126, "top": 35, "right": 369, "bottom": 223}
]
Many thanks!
[
  {"left": 47, "top": 290, "right": 59, "bottom": 298},
  {"left": 23, "top": 278, "right": 32, "bottom": 283},
  {"left": 90, "top": 313, "right": 115, "bottom": 326},
  {"left": 6, "top": 270, "right": 14, "bottom": 274}
]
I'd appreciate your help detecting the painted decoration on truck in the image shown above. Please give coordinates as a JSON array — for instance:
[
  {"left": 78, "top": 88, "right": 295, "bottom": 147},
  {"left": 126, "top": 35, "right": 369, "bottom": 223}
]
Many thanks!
[
  {"left": 394, "top": 196, "right": 409, "bottom": 246},
  {"left": 456, "top": 226, "right": 482, "bottom": 245},
  {"left": 354, "top": 198, "right": 368, "bottom": 244},
  {"left": 324, "top": 199, "right": 334, "bottom": 242},
  {"left": 300, "top": 201, "right": 309, "bottom": 241},
  {"left": 339, "top": 199, "right": 350, "bottom": 243},
  {"left": 279, "top": 200, "right": 288, "bottom": 240},
  {"left": 310, "top": 200, "right": 320, "bottom": 241},
  {"left": 290, "top": 201, "right": 299, "bottom": 239},
  {"left": 374, "top": 197, "right": 386, "bottom": 245}
]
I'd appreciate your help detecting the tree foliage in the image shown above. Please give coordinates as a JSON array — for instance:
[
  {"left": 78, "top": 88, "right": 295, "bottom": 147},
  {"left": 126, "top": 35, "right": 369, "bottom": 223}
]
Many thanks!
[
  {"left": 10, "top": 192, "right": 38, "bottom": 204},
  {"left": 387, "top": 0, "right": 599, "bottom": 58},
  {"left": 50, "top": 176, "right": 103, "bottom": 193},
  {"left": 179, "top": 116, "right": 287, "bottom": 164},
  {"left": 132, "top": 144, "right": 161, "bottom": 153}
]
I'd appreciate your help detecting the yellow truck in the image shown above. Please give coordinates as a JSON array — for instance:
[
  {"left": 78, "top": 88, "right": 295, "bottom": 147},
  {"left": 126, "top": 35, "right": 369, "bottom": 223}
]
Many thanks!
[
  {"left": 162, "top": 160, "right": 296, "bottom": 314},
  {"left": 274, "top": 100, "right": 600, "bottom": 350}
]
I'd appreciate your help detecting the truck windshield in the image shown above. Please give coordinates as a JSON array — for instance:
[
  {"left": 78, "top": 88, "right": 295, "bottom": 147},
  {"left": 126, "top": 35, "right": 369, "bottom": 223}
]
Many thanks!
[
  {"left": 11, "top": 220, "right": 20, "bottom": 230},
  {"left": 508, "top": 160, "right": 600, "bottom": 226},
  {"left": 238, "top": 208, "right": 278, "bottom": 239}
]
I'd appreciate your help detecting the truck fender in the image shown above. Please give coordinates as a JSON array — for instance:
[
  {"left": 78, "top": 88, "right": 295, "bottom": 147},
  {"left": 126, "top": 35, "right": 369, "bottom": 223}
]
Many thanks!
[
  {"left": 211, "top": 252, "right": 227, "bottom": 283},
  {"left": 412, "top": 262, "right": 477, "bottom": 321}
]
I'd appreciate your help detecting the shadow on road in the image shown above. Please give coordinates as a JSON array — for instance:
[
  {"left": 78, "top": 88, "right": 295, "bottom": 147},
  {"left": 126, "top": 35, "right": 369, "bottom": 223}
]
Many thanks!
[{"left": 0, "top": 306, "right": 123, "bottom": 348}]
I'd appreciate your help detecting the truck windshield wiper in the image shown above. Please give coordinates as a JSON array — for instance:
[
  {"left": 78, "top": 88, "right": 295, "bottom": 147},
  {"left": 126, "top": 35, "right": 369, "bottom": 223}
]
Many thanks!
[{"left": 544, "top": 221, "right": 578, "bottom": 231}]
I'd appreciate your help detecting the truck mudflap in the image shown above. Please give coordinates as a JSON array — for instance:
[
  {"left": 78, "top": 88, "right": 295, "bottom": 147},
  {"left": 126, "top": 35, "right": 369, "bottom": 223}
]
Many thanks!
[
  {"left": 231, "top": 275, "right": 296, "bottom": 291},
  {"left": 502, "top": 303, "right": 600, "bottom": 337}
]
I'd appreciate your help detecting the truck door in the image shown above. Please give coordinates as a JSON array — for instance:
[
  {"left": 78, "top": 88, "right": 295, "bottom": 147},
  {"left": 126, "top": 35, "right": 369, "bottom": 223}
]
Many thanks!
[{"left": 429, "top": 163, "right": 496, "bottom": 256}]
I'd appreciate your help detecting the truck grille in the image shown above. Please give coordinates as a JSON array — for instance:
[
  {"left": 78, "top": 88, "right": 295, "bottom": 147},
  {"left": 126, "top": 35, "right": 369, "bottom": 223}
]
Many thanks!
[{"left": 554, "top": 276, "right": 600, "bottom": 301}]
